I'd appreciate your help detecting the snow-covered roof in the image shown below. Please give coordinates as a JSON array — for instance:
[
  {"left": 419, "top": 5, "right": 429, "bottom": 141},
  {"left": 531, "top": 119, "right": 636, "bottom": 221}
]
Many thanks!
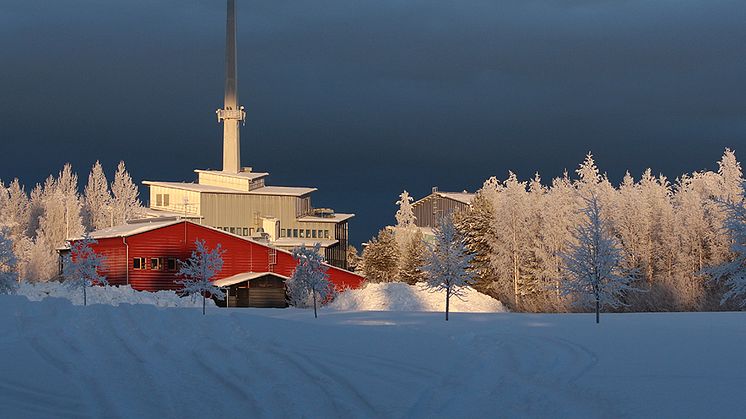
[
  {"left": 213, "top": 271, "right": 289, "bottom": 287},
  {"left": 83, "top": 219, "right": 183, "bottom": 240},
  {"left": 297, "top": 213, "right": 355, "bottom": 223},
  {"left": 194, "top": 169, "right": 269, "bottom": 181},
  {"left": 272, "top": 238, "right": 339, "bottom": 248},
  {"left": 142, "top": 181, "right": 316, "bottom": 197},
  {"left": 412, "top": 191, "right": 475, "bottom": 206},
  {"left": 139, "top": 207, "right": 204, "bottom": 219}
]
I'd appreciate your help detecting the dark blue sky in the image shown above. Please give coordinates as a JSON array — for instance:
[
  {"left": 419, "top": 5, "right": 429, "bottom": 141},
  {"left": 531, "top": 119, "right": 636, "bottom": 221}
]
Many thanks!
[{"left": 1, "top": 0, "right": 745, "bottom": 245}]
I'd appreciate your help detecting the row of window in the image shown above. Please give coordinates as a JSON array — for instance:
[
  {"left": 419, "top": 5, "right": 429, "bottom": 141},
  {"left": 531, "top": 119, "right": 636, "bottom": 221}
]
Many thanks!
[
  {"left": 216, "top": 226, "right": 251, "bottom": 236},
  {"left": 280, "top": 229, "right": 330, "bottom": 239},
  {"left": 133, "top": 257, "right": 178, "bottom": 271}
]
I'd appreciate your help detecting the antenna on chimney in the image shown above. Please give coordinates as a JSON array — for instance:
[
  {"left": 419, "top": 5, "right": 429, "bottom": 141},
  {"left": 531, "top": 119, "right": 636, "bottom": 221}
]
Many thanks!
[{"left": 216, "top": 0, "right": 245, "bottom": 174}]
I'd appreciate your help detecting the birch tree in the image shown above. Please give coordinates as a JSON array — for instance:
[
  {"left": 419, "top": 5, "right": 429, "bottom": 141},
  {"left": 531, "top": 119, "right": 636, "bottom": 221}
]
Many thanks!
[
  {"left": 63, "top": 233, "right": 107, "bottom": 306},
  {"left": 177, "top": 239, "right": 226, "bottom": 315},
  {"left": 422, "top": 215, "right": 475, "bottom": 321},
  {"left": 288, "top": 243, "right": 332, "bottom": 318},
  {"left": 0, "top": 228, "right": 19, "bottom": 295},
  {"left": 560, "top": 194, "right": 639, "bottom": 323}
]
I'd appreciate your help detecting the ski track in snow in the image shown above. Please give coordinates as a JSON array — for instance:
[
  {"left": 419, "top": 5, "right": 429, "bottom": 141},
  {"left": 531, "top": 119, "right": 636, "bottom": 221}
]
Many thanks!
[{"left": 2, "top": 297, "right": 745, "bottom": 418}]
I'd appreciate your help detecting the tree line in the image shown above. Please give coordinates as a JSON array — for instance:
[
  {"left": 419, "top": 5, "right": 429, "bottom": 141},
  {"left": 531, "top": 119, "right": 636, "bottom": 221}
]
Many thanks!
[
  {"left": 360, "top": 149, "right": 746, "bottom": 313},
  {"left": 0, "top": 161, "right": 141, "bottom": 282}
]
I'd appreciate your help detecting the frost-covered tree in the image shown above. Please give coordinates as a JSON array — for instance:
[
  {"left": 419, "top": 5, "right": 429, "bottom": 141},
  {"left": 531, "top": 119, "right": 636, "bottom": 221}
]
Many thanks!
[
  {"left": 399, "top": 229, "right": 427, "bottom": 285},
  {"left": 111, "top": 161, "right": 141, "bottom": 225},
  {"left": 422, "top": 215, "right": 475, "bottom": 321},
  {"left": 705, "top": 197, "right": 746, "bottom": 307},
  {"left": 176, "top": 239, "right": 226, "bottom": 315},
  {"left": 361, "top": 228, "right": 400, "bottom": 282},
  {"left": 83, "top": 161, "right": 113, "bottom": 231},
  {"left": 560, "top": 194, "right": 639, "bottom": 323},
  {"left": 0, "top": 228, "right": 19, "bottom": 294},
  {"left": 395, "top": 190, "right": 416, "bottom": 230},
  {"left": 1, "top": 179, "right": 30, "bottom": 238},
  {"left": 63, "top": 233, "right": 107, "bottom": 306},
  {"left": 287, "top": 243, "right": 332, "bottom": 318},
  {"left": 346, "top": 245, "right": 361, "bottom": 271}
]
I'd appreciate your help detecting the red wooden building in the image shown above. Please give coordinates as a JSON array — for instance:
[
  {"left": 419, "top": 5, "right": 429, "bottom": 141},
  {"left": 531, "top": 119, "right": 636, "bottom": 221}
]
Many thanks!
[{"left": 68, "top": 218, "right": 365, "bottom": 307}]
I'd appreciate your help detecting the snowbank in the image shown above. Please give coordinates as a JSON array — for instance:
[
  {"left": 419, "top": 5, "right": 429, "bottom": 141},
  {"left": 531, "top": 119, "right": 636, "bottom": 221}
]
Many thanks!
[
  {"left": 326, "top": 282, "right": 506, "bottom": 312},
  {"left": 16, "top": 281, "right": 212, "bottom": 308}
]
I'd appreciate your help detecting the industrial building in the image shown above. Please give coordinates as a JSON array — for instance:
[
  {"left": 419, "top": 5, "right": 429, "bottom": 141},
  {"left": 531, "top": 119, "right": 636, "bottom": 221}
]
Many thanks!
[{"left": 141, "top": 0, "right": 353, "bottom": 269}]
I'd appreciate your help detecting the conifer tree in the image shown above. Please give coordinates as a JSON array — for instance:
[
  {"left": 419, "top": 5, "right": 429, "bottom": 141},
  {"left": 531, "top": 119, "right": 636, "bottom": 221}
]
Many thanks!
[
  {"left": 399, "top": 229, "right": 427, "bottom": 285},
  {"left": 111, "top": 161, "right": 141, "bottom": 225},
  {"left": 83, "top": 161, "right": 113, "bottom": 231},
  {"left": 0, "top": 228, "right": 19, "bottom": 295},
  {"left": 361, "top": 228, "right": 400, "bottom": 283}
]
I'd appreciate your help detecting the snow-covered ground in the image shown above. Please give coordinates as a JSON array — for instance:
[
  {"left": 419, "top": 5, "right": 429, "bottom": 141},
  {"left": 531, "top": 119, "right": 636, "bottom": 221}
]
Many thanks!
[
  {"left": 1, "top": 295, "right": 745, "bottom": 418},
  {"left": 16, "top": 281, "right": 210, "bottom": 308},
  {"left": 326, "top": 282, "right": 505, "bottom": 312}
]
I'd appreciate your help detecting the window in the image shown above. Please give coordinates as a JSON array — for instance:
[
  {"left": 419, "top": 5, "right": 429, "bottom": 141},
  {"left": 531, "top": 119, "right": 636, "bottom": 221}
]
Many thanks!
[
  {"left": 324, "top": 230, "right": 329, "bottom": 239},
  {"left": 293, "top": 229, "right": 298, "bottom": 238},
  {"left": 249, "top": 228, "right": 254, "bottom": 235},
  {"left": 156, "top": 194, "right": 163, "bottom": 206},
  {"left": 299, "top": 229, "right": 305, "bottom": 238},
  {"left": 150, "top": 257, "right": 162, "bottom": 270},
  {"left": 312, "top": 230, "right": 317, "bottom": 238},
  {"left": 229, "top": 227, "right": 236, "bottom": 234},
  {"left": 280, "top": 229, "right": 286, "bottom": 238},
  {"left": 163, "top": 194, "right": 170, "bottom": 206},
  {"left": 243, "top": 228, "right": 249, "bottom": 236},
  {"left": 133, "top": 257, "right": 146, "bottom": 270},
  {"left": 306, "top": 229, "right": 311, "bottom": 238},
  {"left": 318, "top": 230, "right": 324, "bottom": 238},
  {"left": 166, "top": 257, "right": 177, "bottom": 271}
]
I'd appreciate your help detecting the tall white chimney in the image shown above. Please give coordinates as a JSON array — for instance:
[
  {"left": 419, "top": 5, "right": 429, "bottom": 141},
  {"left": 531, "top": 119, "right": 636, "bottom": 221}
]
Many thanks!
[{"left": 216, "top": 0, "right": 245, "bottom": 173}]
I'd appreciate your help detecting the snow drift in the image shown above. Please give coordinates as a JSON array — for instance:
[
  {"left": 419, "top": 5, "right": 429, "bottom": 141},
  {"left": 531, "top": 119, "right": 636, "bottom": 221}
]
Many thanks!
[
  {"left": 16, "top": 281, "right": 212, "bottom": 308},
  {"left": 326, "top": 282, "right": 506, "bottom": 312}
]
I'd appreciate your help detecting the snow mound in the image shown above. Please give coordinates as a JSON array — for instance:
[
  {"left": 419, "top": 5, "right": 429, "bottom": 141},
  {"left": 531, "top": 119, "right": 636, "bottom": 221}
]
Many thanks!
[
  {"left": 326, "top": 282, "right": 506, "bottom": 312},
  {"left": 17, "top": 281, "right": 212, "bottom": 308}
]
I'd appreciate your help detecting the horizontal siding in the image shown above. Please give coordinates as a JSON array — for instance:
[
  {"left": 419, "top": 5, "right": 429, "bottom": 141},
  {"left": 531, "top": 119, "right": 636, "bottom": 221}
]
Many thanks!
[{"left": 84, "top": 221, "right": 365, "bottom": 294}]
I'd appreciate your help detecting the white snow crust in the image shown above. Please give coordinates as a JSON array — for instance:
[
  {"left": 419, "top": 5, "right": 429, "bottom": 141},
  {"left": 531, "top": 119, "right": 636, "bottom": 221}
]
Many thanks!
[
  {"left": 326, "top": 282, "right": 505, "bottom": 312},
  {"left": 16, "top": 281, "right": 212, "bottom": 308},
  {"left": 2, "top": 294, "right": 745, "bottom": 418}
]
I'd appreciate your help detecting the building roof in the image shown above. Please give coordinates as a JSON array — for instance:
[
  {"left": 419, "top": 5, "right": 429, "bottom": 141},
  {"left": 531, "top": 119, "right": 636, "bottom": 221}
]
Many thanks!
[
  {"left": 139, "top": 207, "right": 204, "bottom": 219},
  {"left": 194, "top": 169, "right": 269, "bottom": 181},
  {"left": 297, "top": 213, "right": 355, "bottom": 223},
  {"left": 271, "top": 238, "right": 339, "bottom": 248},
  {"left": 412, "top": 191, "right": 475, "bottom": 207},
  {"left": 82, "top": 219, "right": 183, "bottom": 240},
  {"left": 213, "top": 271, "right": 289, "bottom": 287},
  {"left": 142, "top": 181, "right": 316, "bottom": 197},
  {"left": 248, "top": 186, "right": 317, "bottom": 197}
]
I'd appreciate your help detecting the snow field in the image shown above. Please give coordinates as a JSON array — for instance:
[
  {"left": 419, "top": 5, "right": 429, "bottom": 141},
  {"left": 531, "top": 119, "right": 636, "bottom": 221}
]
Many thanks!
[
  {"left": 2, "top": 296, "right": 745, "bottom": 418},
  {"left": 326, "top": 282, "right": 506, "bottom": 312}
]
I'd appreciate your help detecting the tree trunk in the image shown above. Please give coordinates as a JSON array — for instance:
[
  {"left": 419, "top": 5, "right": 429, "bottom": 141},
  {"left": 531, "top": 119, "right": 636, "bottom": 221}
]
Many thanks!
[
  {"left": 313, "top": 290, "right": 318, "bottom": 319},
  {"left": 202, "top": 294, "right": 206, "bottom": 315},
  {"left": 445, "top": 284, "right": 450, "bottom": 321},
  {"left": 596, "top": 298, "right": 600, "bottom": 324},
  {"left": 83, "top": 286, "right": 87, "bottom": 307}
]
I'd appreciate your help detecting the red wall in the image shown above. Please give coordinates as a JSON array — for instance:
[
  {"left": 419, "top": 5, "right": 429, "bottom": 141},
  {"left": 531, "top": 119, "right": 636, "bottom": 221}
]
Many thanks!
[{"left": 87, "top": 222, "right": 365, "bottom": 292}]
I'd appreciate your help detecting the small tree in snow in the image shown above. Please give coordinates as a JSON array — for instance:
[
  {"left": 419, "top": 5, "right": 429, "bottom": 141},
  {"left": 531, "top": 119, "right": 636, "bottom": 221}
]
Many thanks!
[
  {"left": 422, "top": 215, "right": 475, "bottom": 321},
  {"left": 63, "top": 233, "right": 107, "bottom": 306},
  {"left": 287, "top": 243, "right": 332, "bottom": 318},
  {"left": 705, "top": 196, "right": 746, "bottom": 307},
  {"left": 560, "top": 194, "right": 639, "bottom": 323},
  {"left": 177, "top": 239, "right": 226, "bottom": 315},
  {"left": 0, "top": 228, "right": 19, "bottom": 294}
]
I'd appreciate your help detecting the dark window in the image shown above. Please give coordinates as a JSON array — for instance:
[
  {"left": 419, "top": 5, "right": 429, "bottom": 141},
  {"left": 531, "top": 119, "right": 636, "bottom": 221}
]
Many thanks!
[
  {"left": 312, "top": 230, "right": 317, "bottom": 238},
  {"left": 150, "top": 257, "right": 162, "bottom": 270},
  {"left": 133, "top": 257, "right": 146, "bottom": 270},
  {"left": 306, "top": 229, "right": 311, "bottom": 238},
  {"left": 167, "top": 258, "right": 177, "bottom": 271},
  {"left": 243, "top": 227, "right": 249, "bottom": 236},
  {"left": 280, "top": 229, "right": 286, "bottom": 238},
  {"left": 324, "top": 230, "right": 329, "bottom": 239},
  {"left": 293, "top": 229, "right": 298, "bottom": 238},
  {"left": 299, "top": 229, "right": 305, "bottom": 238},
  {"left": 229, "top": 227, "right": 236, "bottom": 234}
]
